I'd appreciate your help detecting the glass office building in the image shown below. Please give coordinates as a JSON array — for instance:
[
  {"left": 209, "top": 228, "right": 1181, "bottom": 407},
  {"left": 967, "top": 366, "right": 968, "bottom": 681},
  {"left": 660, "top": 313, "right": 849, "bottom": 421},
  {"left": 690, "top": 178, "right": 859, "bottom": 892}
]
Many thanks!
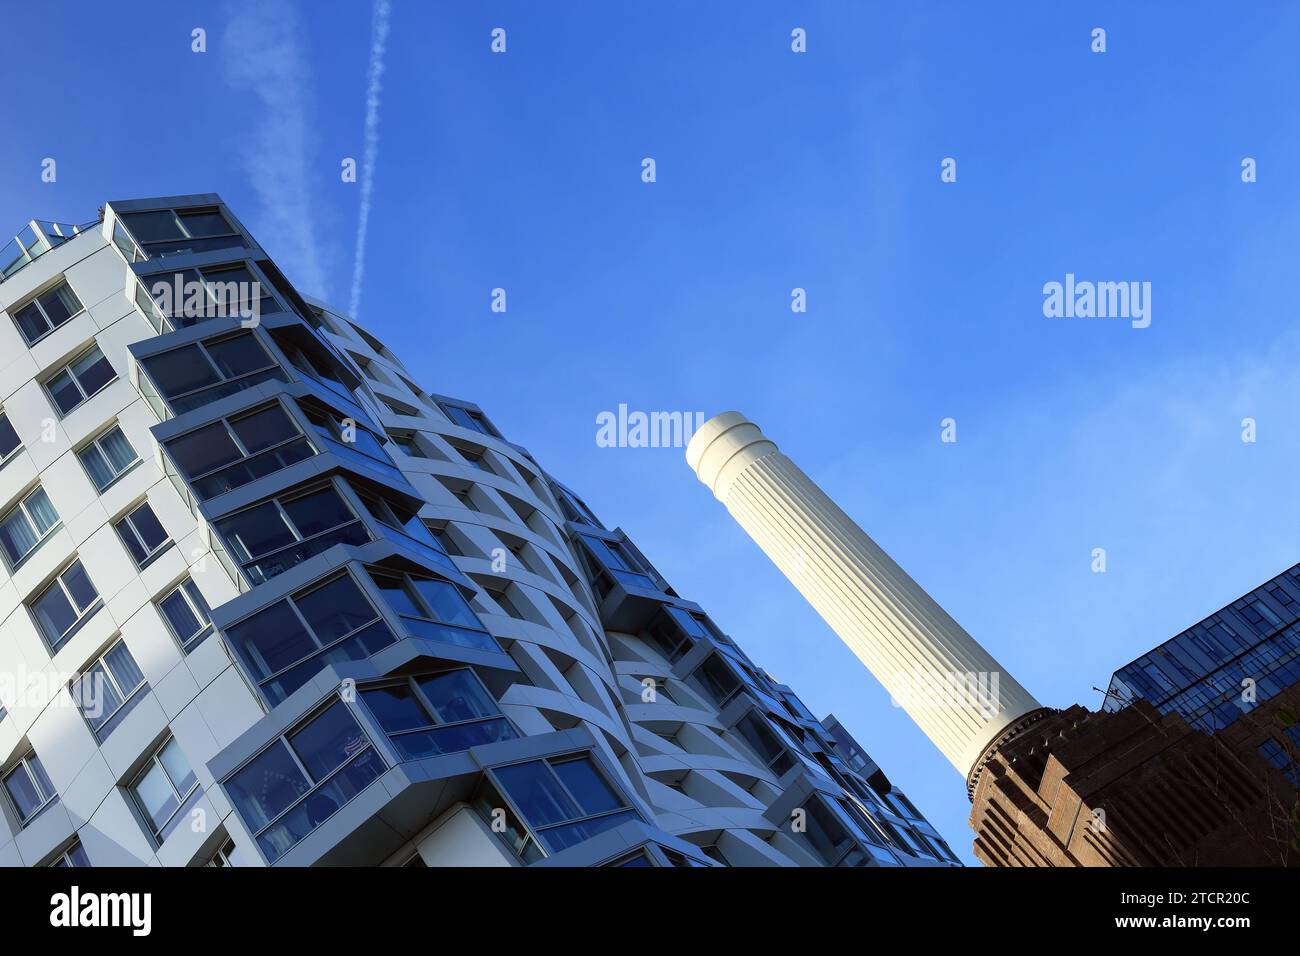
[{"left": 0, "top": 195, "right": 957, "bottom": 866}]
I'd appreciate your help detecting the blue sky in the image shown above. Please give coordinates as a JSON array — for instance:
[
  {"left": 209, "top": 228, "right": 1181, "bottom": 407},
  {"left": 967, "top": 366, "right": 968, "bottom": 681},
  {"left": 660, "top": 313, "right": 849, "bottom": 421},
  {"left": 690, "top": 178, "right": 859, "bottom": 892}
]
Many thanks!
[{"left": 4, "top": 1, "right": 1300, "bottom": 864}]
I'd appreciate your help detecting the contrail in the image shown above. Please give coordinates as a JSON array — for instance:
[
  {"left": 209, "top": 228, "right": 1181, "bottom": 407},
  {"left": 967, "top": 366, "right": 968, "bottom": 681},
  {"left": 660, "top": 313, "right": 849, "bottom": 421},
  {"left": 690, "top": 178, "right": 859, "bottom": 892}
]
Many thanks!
[{"left": 348, "top": 0, "right": 392, "bottom": 320}]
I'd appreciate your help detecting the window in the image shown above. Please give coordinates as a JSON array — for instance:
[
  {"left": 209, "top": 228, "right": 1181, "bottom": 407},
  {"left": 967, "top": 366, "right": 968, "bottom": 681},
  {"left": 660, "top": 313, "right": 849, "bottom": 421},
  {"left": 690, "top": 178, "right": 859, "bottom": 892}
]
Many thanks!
[
  {"left": 215, "top": 484, "right": 368, "bottom": 585},
  {"left": 31, "top": 559, "right": 102, "bottom": 651},
  {"left": 225, "top": 572, "right": 396, "bottom": 704},
  {"left": 165, "top": 402, "right": 314, "bottom": 500},
  {"left": 11, "top": 280, "right": 84, "bottom": 345},
  {"left": 118, "top": 207, "right": 247, "bottom": 259},
  {"left": 3, "top": 751, "right": 56, "bottom": 825},
  {"left": 367, "top": 568, "right": 499, "bottom": 652},
  {"left": 140, "top": 333, "right": 285, "bottom": 415},
  {"left": 114, "top": 501, "right": 171, "bottom": 566},
  {"left": 439, "top": 402, "right": 499, "bottom": 438},
  {"left": 733, "top": 712, "right": 795, "bottom": 776},
  {"left": 77, "top": 425, "right": 139, "bottom": 491},
  {"left": 354, "top": 487, "right": 455, "bottom": 571},
  {"left": 225, "top": 700, "right": 385, "bottom": 862},
  {"left": 579, "top": 534, "right": 656, "bottom": 590},
  {"left": 45, "top": 345, "right": 116, "bottom": 416},
  {"left": 300, "top": 404, "right": 391, "bottom": 464},
  {"left": 387, "top": 431, "right": 430, "bottom": 459},
  {"left": 480, "top": 755, "right": 638, "bottom": 859},
  {"left": 0, "top": 486, "right": 60, "bottom": 568},
  {"left": 456, "top": 445, "right": 492, "bottom": 473},
  {"left": 130, "top": 737, "right": 202, "bottom": 845},
  {"left": 691, "top": 654, "right": 744, "bottom": 708},
  {"left": 0, "top": 409, "right": 23, "bottom": 465},
  {"left": 157, "top": 578, "right": 213, "bottom": 653},
  {"left": 486, "top": 587, "right": 525, "bottom": 621},
  {"left": 647, "top": 606, "right": 717, "bottom": 663},
  {"left": 361, "top": 669, "right": 517, "bottom": 760},
  {"left": 205, "top": 836, "right": 238, "bottom": 867},
  {"left": 139, "top": 262, "right": 279, "bottom": 328},
  {"left": 72, "top": 640, "right": 147, "bottom": 741},
  {"left": 49, "top": 841, "right": 91, "bottom": 867}
]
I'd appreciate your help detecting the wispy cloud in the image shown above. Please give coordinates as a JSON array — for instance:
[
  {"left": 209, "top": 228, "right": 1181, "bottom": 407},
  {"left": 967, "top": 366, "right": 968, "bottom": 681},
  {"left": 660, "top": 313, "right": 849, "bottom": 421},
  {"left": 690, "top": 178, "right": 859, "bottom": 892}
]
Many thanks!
[
  {"left": 348, "top": 0, "right": 392, "bottom": 319},
  {"left": 223, "top": 0, "right": 329, "bottom": 298}
]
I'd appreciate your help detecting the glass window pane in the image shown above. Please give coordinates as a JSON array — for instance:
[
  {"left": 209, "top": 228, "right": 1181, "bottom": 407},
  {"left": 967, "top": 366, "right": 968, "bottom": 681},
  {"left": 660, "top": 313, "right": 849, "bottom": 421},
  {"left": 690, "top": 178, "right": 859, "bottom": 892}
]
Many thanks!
[
  {"left": 178, "top": 210, "right": 233, "bottom": 237},
  {"left": 231, "top": 405, "right": 297, "bottom": 454},
  {"left": 158, "top": 739, "right": 197, "bottom": 795},
  {"left": 99, "top": 427, "right": 138, "bottom": 473},
  {"left": 121, "top": 210, "right": 185, "bottom": 242},
  {"left": 227, "top": 601, "right": 317, "bottom": 680},
  {"left": 25, "top": 489, "right": 58, "bottom": 534},
  {"left": 205, "top": 335, "right": 270, "bottom": 378},
  {"left": 61, "top": 560, "right": 99, "bottom": 611},
  {"left": 133, "top": 763, "right": 178, "bottom": 832},
  {"left": 417, "top": 670, "right": 498, "bottom": 723},
  {"left": 38, "top": 284, "right": 81, "bottom": 326},
  {"left": 494, "top": 761, "right": 579, "bottom": 827},
  {"left": 0, "top": 413, "right": 20, "bottom": 458},
  {"left": 160, "top": 588, "right": 201, "bottom": 640},
  {"left": 4, "top": 766, "right": 43, "bottom": 819},
  {"left": 75, "top": 662, "right": 122, "bottom": 728},
  {"left": 289, "top": 700, "right": 369, "bottom": 780},
  {"left": 33, "top": 583, "right": 77, "bottom": 644},
  {"left": 47, "top": 370, "right": 84, "bottom": 414},
  {"left": 227, "top": 740, "right": 310, "bottom": 831},
  {"left": 551, "top": 757, "right": 622, "bottom": 816},
  {"left": 14, "top": 302, "right": 49, "bottom": 342},
  {"left": 293, "top": 575, "right": 375, "bottom": 642},
  {"left": 168, "top": 423, "right": 241, "bottom": 479},
  {"left": 144, "top": 346, "right": 218, "bottom": 397},
  {"left": 0, "top": 510, "right": 37, "bottom": 564},
  {"left": 70, "top": 349, "right": 114, "bottom": 397},
  {"left": 369, "top": 572, "right": 422, "bottom": 618},
  {"left": 281, "top": 487, "right": 352, "bottom": 537},
  {"left": 127, "top": 503, "right": 168, "bottom": 553},
  {"left": 412, "top": 578, "right": 480, "bottom": 629},
  {"left": 78, "top": 445, "right": 114, "bottom": 490},
  {"left": 218, "top": 502, "right": 295, "bottom": 562},
  {"left": 183, "top": 581, "right": 211, "bottom": 622},
  {"left": 104, "top": 642, "right": 144, "bottom": 694},
  {"left": 362, "top": 684, "right": 429, "bottom": 733}
]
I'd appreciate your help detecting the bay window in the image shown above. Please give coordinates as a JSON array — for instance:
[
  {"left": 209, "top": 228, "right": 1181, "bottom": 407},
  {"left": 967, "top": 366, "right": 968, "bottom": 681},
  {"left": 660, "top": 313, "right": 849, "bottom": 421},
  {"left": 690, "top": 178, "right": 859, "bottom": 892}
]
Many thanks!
[{"left": 360, "top": 669, "right": 516, "bottom": 759}]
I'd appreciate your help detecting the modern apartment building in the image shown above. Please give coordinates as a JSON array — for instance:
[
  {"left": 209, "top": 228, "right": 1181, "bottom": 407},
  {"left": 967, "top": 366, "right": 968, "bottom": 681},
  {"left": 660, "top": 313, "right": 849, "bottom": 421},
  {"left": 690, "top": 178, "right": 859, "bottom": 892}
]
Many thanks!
[{"left": 0, "top": 195, "right": 958, "bottom": 868}]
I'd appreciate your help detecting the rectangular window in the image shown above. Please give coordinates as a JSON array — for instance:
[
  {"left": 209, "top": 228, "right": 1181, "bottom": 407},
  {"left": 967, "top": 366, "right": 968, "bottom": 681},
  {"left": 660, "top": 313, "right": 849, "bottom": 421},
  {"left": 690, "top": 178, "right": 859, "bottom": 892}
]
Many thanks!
[
  {"left": 205, "top": 836, "right": 237, "bottom": 867},
  {"left": 138, "top": 262, "right": 280, "bottom": 329},
  {"left": 77, "top": 425, "right": 140, "bottom": 491},
  {"left": 129, "top": 737, "right": 201, "bottom": 845},
  {"left": 10, "top": 280, "right": 84, "bottom": 345},
  {"left": 49, "top": 841, "right": 91, "bottom": 867},
  {"left": 368, "top": 568, "right": 499, "bottom": 652},
  {"left": 224, "top": 572, "right": 396, "bottom": 704},
  {"left": 72, "top": 640, "right": 147, "bottom": 741},
  {"left": 0, "top": 486, "right": 60, "bottom": 568},
  {"left": 0, "top": 409, "right": 23, "bottom": 465},
  {"left": 215, "top": 483, "right": 368, "bottom": 585},
  {"left": 140, "top": 332, "right": 285, "bottom": 415},
  {"left": 114, "top": 501, "right": 171, "bottom": 567},
  {"left": 360, "top": 670, "right": 517, "bottom": 760},
  {"left": 118, "top": 207, "right": 247, "bottom": 259},
  {"left": 438, "top": 402, "right": 499, "bottom": 438},
  {"left": 225, "top": 699, "right": 384, "bottom": 862},
  {"left": 45, "top": 345, "right": 116, "bottom": 416},
  {"left": 31, "top": 558, "right": 102, "bottom": 651},
  {"left": 3, "top": 751, "right": 56, "bottom": 825},
  {"left": 482, "top": 755, "right": 638, "bottom": 859},
  {"left": 165, "top": 402, "right": 314, "bottom": 500},
  {"left": 157, "top": 578, "right": 213, "bottom": 653}
]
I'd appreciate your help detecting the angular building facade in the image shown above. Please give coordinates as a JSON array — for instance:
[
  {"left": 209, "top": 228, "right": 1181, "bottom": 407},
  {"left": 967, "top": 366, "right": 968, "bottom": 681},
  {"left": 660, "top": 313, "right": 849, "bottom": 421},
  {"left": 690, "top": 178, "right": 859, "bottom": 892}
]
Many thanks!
[{"left": 0, "top": 195, "right": 957, "bottom": 867}]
